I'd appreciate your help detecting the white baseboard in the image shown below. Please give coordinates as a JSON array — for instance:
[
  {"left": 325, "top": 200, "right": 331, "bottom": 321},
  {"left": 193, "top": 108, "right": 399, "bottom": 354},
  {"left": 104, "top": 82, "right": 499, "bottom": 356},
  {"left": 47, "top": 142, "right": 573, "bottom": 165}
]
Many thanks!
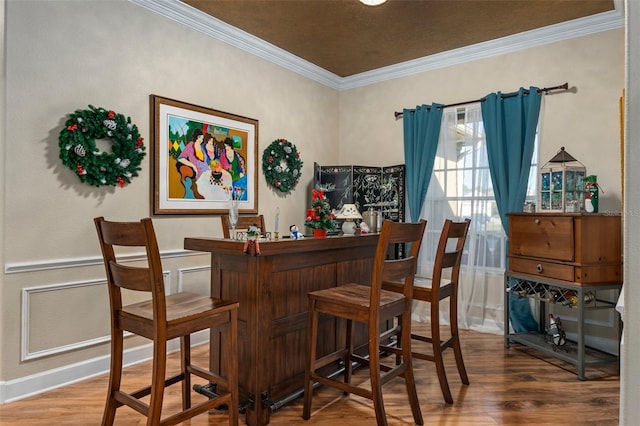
[{"left": 0, "top": 330, "right": 209, "bottom": 404}]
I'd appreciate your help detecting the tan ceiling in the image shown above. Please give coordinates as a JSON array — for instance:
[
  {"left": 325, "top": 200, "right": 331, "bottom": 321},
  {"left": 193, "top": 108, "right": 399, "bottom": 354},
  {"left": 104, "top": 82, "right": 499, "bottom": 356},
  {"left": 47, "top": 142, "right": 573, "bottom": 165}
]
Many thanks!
[{"left": 182, "top": 0, "right": 614, "bottom": 77}]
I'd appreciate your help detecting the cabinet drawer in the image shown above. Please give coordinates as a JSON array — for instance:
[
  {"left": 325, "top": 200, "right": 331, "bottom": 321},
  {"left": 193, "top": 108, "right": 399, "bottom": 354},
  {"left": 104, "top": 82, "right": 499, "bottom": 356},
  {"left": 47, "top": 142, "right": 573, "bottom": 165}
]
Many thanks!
[
  {"left": 509, "top": 215, "right": 574, "bottom": 261},
  {"left": 509, "top": 257, "right": 575, "bottom": 282}
]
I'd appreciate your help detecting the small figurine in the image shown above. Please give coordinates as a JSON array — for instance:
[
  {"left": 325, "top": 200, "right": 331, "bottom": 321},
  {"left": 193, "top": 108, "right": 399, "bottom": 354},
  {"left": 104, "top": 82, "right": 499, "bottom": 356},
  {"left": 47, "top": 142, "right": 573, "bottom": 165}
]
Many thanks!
[
  {"left": 359, "top": 220, "right": 370, "bottom": 234},
  {"left": 243, "top": 224, "right": 261, "bottom": 255},
  {"left": 290, "top": 224, "right": 304, "bottom": 240}
]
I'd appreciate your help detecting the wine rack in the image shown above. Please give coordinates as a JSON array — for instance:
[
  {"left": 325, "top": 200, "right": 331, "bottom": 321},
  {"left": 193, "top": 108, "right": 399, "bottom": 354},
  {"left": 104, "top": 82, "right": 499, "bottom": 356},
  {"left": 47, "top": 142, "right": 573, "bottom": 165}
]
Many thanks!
[
  {"left": 504, "top": 272, "right": 621, "bottom": 380},
  {"left": 507, "top": 278, "right": 607, "bottom": 309}
]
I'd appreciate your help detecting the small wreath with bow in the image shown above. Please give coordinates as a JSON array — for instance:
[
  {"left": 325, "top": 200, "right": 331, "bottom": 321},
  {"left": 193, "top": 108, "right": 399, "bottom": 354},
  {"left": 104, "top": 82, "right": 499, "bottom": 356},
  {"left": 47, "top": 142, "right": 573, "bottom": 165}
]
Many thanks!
[
  {"left": 58, "top": 105, "right": 145, "bottom": 187},
  {"left": 262, "top": 138, "right": 303, "bottom": 193}
]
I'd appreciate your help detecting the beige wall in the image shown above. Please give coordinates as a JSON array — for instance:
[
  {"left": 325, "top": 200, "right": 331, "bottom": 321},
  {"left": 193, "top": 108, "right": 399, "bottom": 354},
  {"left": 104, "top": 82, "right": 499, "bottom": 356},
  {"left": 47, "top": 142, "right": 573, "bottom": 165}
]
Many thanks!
[
  {"left": 1, "top": 0, "right": 338, "bottom": 392},
  {"left": 339, "top": 30, "right": 625, "bottom": 213},
  {"left": 0, "top": 0, "right": 6, "bottom": 391},
  {"left": 0, "top": 0, "right": 629, "bottom": 407},
  {"left": 621, "top": 0, "right": 640, "bottom": 422}
]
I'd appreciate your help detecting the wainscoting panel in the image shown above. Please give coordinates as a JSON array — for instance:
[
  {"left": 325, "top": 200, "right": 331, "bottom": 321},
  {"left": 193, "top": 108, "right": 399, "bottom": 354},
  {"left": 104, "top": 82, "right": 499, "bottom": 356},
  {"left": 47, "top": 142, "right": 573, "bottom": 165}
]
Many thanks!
[
  {"left": 21, "top": 271, "right": 172, "bottom": 361},
  {"left": 21, "top": 280, "right": 109, "bottom": 361},
  {"left": 178, "top": 266, "right": 211, "bottom": 295}
]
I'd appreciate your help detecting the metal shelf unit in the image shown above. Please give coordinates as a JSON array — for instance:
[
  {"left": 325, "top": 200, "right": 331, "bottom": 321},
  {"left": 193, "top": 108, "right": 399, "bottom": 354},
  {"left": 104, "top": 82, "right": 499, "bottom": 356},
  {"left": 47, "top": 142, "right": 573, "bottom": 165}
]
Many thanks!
[{"left": 504, "top": 271, "right": 621, "bottom": 380}]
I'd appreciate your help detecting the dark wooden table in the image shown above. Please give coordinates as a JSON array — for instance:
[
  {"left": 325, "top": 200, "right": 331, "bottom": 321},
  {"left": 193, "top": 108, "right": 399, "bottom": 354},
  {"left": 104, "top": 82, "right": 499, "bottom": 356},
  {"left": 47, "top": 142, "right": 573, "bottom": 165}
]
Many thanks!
[{"left": 184, "top": 234, "right": 379, "bottom": 426}]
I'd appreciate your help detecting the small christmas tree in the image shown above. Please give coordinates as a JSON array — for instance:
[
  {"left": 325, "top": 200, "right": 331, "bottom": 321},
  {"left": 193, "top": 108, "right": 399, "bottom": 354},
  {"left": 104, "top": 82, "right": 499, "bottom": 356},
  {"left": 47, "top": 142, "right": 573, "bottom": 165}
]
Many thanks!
[{"left": 304, "top": 189, "right": 336, "bottom": 231}]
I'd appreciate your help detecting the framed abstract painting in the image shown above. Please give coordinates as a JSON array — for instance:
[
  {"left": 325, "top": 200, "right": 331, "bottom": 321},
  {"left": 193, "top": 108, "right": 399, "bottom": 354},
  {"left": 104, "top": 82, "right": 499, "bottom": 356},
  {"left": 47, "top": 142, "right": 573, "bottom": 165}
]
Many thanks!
[{"left": 150, "top": 95, "right": 258, "bottom": 214}]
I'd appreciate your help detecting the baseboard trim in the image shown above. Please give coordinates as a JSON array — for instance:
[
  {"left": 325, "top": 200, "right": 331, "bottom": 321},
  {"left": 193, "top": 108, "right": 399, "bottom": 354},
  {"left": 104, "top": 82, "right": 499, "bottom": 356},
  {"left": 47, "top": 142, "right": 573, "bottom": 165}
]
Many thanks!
[{"left": 0, "top": 330, "right": 209, "bottom": 404}]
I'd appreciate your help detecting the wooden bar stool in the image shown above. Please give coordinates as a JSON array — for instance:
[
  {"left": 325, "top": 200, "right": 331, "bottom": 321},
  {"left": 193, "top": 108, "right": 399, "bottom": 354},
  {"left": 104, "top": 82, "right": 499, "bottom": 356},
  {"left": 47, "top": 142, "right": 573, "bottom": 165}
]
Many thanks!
[
  {"left": 221, "top": 214, "right": 266, "bottom": 239},
  {"left": 302, "top": 219, "right": 427, "bottom": 426},
  {"left": 94, "top": 217, "right": 239, "bottom": 426},
  {"left": 382, "top": 218, "right": 471, "bottom": 404}
]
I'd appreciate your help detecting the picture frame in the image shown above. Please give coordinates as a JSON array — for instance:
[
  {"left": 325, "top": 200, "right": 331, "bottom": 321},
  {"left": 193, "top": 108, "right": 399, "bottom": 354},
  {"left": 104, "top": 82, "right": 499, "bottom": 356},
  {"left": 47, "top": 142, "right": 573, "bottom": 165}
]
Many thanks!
[{"left": 150, "top": 95, "right": 258, "bottom": 215}]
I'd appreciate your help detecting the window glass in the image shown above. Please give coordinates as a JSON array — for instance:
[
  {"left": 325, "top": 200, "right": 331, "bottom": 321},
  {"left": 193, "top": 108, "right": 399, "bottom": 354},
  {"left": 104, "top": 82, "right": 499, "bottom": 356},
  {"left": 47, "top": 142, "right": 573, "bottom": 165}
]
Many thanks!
[{"left": 419, "top": 104, "right": 538, "bottom": 271}]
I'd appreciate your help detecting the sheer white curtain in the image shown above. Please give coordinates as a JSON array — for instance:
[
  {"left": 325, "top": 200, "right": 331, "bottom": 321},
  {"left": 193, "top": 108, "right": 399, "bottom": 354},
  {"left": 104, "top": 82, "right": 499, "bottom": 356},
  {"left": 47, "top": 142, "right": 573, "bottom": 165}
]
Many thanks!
[{"left": 411, "top": 103, "right": 537, "bottom": 335}]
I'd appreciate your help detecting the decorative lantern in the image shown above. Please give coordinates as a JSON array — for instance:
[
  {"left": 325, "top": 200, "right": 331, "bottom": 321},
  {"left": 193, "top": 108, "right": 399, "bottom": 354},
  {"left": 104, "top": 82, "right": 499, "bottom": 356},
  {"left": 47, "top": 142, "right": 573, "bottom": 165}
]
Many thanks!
[{"left": 539, "top": 147, "right": 586, "bottom": 213}]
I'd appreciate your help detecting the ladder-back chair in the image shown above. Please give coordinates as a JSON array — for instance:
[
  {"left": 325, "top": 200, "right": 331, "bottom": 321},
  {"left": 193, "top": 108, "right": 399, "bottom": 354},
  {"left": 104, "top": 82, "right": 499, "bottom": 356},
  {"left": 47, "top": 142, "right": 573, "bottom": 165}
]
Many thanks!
[
  {"left": 382, "top": 218, "right": 471, "bottom": 404},
  {"left": 303, "top": 219, "right": 427, "bottom": 426},
  {"left": 94, "top": 217, "right": 239, "bottom": 426},
  {"left": 221, "top": 214, "right": 266, "bottom": 239}
]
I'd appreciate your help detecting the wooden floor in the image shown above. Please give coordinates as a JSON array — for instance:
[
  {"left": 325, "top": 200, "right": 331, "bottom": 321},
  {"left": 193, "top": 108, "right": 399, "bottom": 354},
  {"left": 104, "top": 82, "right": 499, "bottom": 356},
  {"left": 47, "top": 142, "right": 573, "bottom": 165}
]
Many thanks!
[{"left": 0, "top": 323, "right": 619, "bottom": 425}]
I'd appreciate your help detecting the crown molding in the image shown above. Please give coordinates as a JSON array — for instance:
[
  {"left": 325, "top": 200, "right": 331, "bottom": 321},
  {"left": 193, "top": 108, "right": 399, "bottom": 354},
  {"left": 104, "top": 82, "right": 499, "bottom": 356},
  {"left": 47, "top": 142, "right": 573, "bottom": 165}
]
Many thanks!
[
  {"left": 130, "top": 0, "right": 342, "bottom": 89},
  {"left": 130, "top": 0, "right": 624, "bottom": 92},
  {"left": 340, "top": 5, "right": 624, "bottom": 90}
]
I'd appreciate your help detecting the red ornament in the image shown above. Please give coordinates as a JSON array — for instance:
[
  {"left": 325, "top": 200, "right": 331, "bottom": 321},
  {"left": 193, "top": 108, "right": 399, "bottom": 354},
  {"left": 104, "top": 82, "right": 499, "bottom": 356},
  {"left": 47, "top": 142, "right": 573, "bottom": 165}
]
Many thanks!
[
  {"left": 116, "top": 177, "right": 125, "bottom": 188},
  {"left": 108, "top": 110, "right": 116, "bottom": 119},
  {"left": 67, "top": 124, "right": 78, "bottom": 131},
  {"left": 268, "top": 156, "right": 274, "bottom": 163}
]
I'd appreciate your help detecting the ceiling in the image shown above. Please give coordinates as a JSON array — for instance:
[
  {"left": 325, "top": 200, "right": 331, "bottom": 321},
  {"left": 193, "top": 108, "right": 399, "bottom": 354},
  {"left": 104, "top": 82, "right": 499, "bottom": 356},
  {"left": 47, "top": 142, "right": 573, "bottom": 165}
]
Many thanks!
[{"left": 181, "top": 0, "right": 615, "bottom": 77}]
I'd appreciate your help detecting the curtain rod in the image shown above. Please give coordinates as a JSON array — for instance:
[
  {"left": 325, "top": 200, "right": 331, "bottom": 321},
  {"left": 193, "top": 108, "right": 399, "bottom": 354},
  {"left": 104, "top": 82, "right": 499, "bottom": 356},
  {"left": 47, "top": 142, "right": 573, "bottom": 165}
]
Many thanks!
[{"left": 394, "top": 82, "right": 569, "bottom": 119}]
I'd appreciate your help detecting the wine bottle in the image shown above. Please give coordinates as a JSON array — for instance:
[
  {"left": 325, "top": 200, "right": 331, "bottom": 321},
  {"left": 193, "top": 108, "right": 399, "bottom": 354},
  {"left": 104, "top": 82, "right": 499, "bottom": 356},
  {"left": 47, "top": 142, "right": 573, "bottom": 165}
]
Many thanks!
[
  {"left": 561, "top": 291, "right": 595, "bottom": 307},
  {"left": 584, "top": 291, "right": 595, "bottom": 304},
  {"left": 548, "top": 313, "right": 566, "bottom": 346},
  {"left": 546, "top": 289, "right": 562, "bottom": 303},
  {"left": 561, "top": 290, "right": 579, "bottom": 307}
]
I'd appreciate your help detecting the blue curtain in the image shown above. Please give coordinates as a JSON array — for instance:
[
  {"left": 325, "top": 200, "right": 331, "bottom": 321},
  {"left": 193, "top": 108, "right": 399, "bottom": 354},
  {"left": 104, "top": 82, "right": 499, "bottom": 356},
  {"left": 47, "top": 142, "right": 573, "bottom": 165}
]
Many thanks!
[
  {"left": 481, "top": 86, "right": 541, "bottom": 333},
  {"left": 403, "top": 104, "right": 443, "bottom": 223}
]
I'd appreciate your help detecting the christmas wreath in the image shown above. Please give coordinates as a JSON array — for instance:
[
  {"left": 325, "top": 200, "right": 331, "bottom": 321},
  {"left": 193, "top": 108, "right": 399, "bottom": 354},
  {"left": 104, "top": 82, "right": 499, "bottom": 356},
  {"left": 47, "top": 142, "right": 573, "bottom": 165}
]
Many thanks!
[
  {"left": 58, "top": 105, "right": 145, "bottom": 187},
  {"left": 262, "top": 138, "right": 303, "bottom": 193}
]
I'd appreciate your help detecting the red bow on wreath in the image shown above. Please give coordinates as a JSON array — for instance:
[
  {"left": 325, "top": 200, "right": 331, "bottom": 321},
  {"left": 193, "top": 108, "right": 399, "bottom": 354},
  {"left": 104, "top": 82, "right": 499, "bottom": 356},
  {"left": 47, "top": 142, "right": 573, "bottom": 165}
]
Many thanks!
[{"left": 311, "top": 189, "right": 325, "bottom": 201}]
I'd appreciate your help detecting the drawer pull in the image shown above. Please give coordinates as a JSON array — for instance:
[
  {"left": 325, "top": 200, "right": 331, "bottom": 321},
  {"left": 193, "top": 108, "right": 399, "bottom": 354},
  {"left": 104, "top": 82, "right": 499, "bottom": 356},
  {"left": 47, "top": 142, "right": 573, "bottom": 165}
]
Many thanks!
[
  {"left": 534, "top": 219, "right": 540, "bottom": 224},
  {"left": 536, "top": 264, "right": 543, "bottom": 273}
]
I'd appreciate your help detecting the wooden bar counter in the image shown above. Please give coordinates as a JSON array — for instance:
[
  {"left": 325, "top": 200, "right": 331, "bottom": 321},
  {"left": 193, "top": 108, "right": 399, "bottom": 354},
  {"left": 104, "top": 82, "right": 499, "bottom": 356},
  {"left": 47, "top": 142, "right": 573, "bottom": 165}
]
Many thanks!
[{"left": 184, "top": 234, "right": 379, "bottom": 426}]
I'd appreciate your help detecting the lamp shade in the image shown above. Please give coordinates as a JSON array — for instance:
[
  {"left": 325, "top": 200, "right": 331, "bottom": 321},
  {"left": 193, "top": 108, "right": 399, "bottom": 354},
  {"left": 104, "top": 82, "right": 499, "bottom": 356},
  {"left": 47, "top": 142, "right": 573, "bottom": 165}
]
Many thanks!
[
  {"left": 336, "top": 204, "right": 362, "bottom": 235},
  {"left": 336, "top": 204, "right": 362, "bottom": 220}
]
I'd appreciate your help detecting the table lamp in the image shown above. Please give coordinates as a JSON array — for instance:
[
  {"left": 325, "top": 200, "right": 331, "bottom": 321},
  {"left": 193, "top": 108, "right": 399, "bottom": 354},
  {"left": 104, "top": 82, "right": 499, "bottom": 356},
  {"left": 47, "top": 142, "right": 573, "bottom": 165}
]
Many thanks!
[{"left": 336, "top": 204, "right": 362, "bottom": 235}]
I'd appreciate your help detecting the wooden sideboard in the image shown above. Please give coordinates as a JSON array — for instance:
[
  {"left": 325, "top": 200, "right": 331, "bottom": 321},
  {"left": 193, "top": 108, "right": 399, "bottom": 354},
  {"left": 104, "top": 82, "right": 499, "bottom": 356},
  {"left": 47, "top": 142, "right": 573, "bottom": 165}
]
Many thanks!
[
  {"left": 505, "top": 212, "right": 622, "bottom": 379},
  {"left": 507, "top": 212, "right": 621, "bottom": 284},
  {"left": 184, "top": 234, "right": 380, "bottom": 426}
]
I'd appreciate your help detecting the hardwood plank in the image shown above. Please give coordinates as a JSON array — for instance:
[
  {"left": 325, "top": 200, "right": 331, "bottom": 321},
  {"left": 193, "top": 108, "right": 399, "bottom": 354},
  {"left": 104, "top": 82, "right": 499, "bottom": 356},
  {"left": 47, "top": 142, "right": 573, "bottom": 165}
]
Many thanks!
[{"left": 0, "top": 323, "right": 619, "bottom": 425}]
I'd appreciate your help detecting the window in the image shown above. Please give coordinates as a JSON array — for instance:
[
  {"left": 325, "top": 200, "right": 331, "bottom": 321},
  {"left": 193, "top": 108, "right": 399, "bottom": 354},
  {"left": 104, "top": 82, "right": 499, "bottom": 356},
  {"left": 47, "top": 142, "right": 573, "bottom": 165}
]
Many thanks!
[{"left": 413, "top": 103, "right": 538, "bottom": 333}]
